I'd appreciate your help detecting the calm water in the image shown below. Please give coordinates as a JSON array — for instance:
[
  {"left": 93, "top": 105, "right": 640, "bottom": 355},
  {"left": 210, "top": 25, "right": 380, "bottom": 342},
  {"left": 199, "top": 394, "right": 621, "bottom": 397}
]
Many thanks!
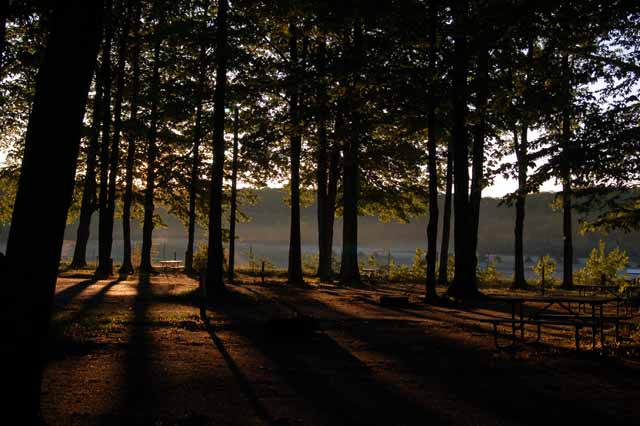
[{"left": 53, "top": 238, "right": 605, "bottom": 279}]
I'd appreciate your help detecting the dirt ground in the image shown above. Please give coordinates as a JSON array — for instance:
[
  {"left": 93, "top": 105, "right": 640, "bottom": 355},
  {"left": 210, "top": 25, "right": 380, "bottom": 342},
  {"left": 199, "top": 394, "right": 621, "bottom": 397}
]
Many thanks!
[{"left": 42, "top": 271, "right": 640, "bottom": 426}]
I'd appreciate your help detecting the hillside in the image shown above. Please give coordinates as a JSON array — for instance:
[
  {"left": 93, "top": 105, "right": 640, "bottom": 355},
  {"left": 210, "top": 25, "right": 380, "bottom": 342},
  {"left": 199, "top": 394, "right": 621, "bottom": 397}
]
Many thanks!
[{"left": 1, "top": 188, "right": 638, "bottom": 259}]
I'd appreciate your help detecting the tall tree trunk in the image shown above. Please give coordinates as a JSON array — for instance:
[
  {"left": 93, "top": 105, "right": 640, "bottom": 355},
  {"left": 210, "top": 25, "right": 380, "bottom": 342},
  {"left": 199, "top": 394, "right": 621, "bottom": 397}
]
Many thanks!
[
  {"left": 119, "top": 0, "right": 141, "bottom": 275},
  {"left": 316, "top": 37, "right": 331, "bottom": 281},
  {"left": 469, "top": 35, "right": 489, "bottom": 280},
  {"left": 425, "top": 0, "right": 439, "bottom": 302},
  {"left": 560, "top": 52, "right": 574, "bottom": 289},
  {"left": 3, "top": 1, "right": 102, "bottom": 418},
  {"left": 0, "top": 1, "right": 6, "bottom": 77},
  {"left": 339, "top": 18, "right": 363, "bottom": 286},
  {"left": 96, "top": 0, "right": 114, "bottom": 277},
  {"left": 447, "top": 0, "right": 478, "bottom": 299},
  {"left": 71, "top": 67, "right": 103, "bottom": 268},
  {"left": 228, "top": 105, "right": 239, "bottom": 282},
  {"left": 205, "top": 0, "right": 229, "bottom": 298},
  {"left": 512, "top": 126, "right": 528, "bottom": 289},
  {"left": 139, "top": 2, "right": 163, "bottom": 273},
  {"left": 512, "top": 40, "right": 532, "bottom": 290},
  {"left": 185, "top": 3, "right": 208, "bottom": 274},
  {"left": 104, "top": 0, "right": 132, "bottom": 273},
  {"left": 438, "top": 137, "right": 453, "bottom": 285},
  {"left": 325, "top": 142, "right": 339, "bottom": 277},
  {"left": 287, "top": 20, "right": 304, "bottom": 284}
]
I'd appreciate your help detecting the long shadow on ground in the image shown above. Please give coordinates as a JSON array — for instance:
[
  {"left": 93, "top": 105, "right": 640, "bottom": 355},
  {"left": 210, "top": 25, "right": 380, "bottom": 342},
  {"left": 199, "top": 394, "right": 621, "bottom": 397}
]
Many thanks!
[
  {"left": 203, "top": 290, "right": 451, "bottom": 426},
  {"left": 283, "top": 288, "right": 640, "bottom": 426},
  {"left": 202, "top": 286, "right": 639, "bottom": 426}
]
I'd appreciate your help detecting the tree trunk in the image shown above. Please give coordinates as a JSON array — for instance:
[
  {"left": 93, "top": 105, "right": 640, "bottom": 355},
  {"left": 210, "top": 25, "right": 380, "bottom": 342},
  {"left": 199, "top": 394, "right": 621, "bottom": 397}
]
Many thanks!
[
  {"left": 119, "top": 0, "right": 141, "bottom": 275},
  {"left": 139, "top": 2, "right": 163, "bottom": 273},
  {"left": 469, "top": 38, "right": 488, "bottom": 280},
  {"left": 104, "top": 0, "right": 132, "bottom": 273},
  {"left": 70, "top": 67, "right": 103, "bottom": 268},
  {"left": 185, "top": 1, "right": 208, "bottom": 274},
  {"left": 325, "top": 139, "right": 340, "bottom": 279},
  {"left": 446, "top": 0, "right": 479, "bottom": 299},
  {"left": 96, "top": 0, "right": 114, "bottom": 278},
  {"left": 339, "top": 18, "right": 363, "bottom": 287},
  {"left": 438, "top": 137, "right": 453, "bottom": 285},
  {"left": 228, "top": 106, "right": 239, "bottom": 282},
  {"left": 512, "top": 126, "right": 528, "bottom": 289},
  {"left": 425, "top": 0, "right": 439, "bottom": 302},
  {"left": 205, "top": 0, "right": 229, "bottom": 298},
  {"left": 560, "top": 53, "right": 574, "bottom": 289},
  {"left": 0, "top": 2, "right": 6, "bottom": 76},
  {"left": 316, "top": 37, "right": 331, "bottom": 281},
  {"left": 3, "top": 0, "right": 102, "bottom": 418},
  {"left": 287, "top": 20, "right": 304, "bottom": 284}
]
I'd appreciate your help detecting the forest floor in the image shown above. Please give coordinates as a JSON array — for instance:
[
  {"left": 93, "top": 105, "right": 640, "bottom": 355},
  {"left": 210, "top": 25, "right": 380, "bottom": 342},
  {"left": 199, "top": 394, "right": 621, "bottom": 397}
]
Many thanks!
[{"left": 42, "top": 271, "right": 640, "bottom": 426}]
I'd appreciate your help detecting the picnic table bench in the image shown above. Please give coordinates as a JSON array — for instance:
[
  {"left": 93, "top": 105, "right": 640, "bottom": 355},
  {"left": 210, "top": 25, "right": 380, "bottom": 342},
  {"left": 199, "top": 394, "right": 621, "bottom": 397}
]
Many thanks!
[
  {"left": 159, "top": 260, "right": 183, "bottom": 274},
  {"left": 485, "top": 295, "right": 628, "bottom": 352}
]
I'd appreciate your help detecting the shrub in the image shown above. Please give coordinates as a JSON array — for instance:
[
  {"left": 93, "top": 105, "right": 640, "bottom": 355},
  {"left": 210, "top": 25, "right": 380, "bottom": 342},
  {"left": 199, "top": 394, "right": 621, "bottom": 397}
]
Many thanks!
[
  {"left": 533, "top": 255, "right": 557, "bottom": 286},
  {"left": 574, "top": 240, "right": 628, "bottom": 285}
]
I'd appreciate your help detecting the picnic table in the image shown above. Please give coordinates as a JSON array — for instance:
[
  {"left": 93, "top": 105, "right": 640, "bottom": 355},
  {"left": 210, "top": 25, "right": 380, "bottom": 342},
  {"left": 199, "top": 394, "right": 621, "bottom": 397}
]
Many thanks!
[
  {"left": 362, "top": 267, "right": 383, "bottom": 282},
  {"left": 487, "top": 295, "right": 626, "bottom": 351},
  {"left": 159, "top": 260, "right": 183, "bottom": 275},
  {"left": 576, "top": 284, "right": 620, "bottom": 298}
]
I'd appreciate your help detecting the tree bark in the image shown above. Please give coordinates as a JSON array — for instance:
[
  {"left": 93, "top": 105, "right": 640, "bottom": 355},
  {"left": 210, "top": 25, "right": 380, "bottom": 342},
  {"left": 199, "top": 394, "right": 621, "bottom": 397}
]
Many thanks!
[
  {"left": 3, "top": 0, "right": 102, "bottom": 418},
  {"left": 512, "top": 126, "right": 528, "bottom": 289},
  {"left": 119, "top": 0, "right": 141, "bottom": 275},
  {"left": 96, "top": 0, "right": 114, "bottom": 277},
  {"left": 185, "top": 0, "right": 208, "bottom": 274},
  {"left": 339, "top": 18, "right": 363, "bottom": 287},
  {"left": 71, "top": 67, "right": 103, "bottom": 268},
  {"left": 104, "top": 0, "right": 132, "bottom": 273},
  {"left": 228, "top": 105, "right": 239, "bottom": 282},
  {"left": 140, "top": 2, "right": 163, "bottom": 273},
  {"left": 469, "top": 35, "right": 489, "bottom": 280},
  {"left": 316, "top": 37, "right": 331, "bottom": 281},
  {"left": 205, "top": 0, "right": 229, "bottom": 298},
  {"left": 0, "top": 1, "right": 6, "bottom": 77},
  {"left": 287, "top": 20, "right": 304, "bottom": 284},
  {"left": 560, "top": 52, "right": 574, "bottom": 289},
  {"left": 438, "top": 136, "right": 453, "bottom": 285},
  {"left": 511, "top": 41, "right": 533, "bottom": 290},
  {"left": 446, "top": 0, "right": 479, "bottom": 299},
  {"left": 425, "top": 0, "right": 439, "bottom": 302}
]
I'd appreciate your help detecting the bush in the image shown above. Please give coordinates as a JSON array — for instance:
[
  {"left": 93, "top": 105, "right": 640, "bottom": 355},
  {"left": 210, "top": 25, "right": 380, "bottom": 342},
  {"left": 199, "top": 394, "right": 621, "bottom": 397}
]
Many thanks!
[
  {"left": 533, "top": 255, "right": 557, "bottom": 286},
  {"left": 477, "top": 258, "right": 501, "bottom": 285},
  {"left": 574, "top": 240, "right": 628, "bottom": 285}
]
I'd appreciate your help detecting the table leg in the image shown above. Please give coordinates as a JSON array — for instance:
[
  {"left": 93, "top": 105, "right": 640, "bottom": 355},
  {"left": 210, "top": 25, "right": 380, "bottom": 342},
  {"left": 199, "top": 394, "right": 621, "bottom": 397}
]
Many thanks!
[
  {"left": 520, "top": 302, "right": 524, "bottom": 340},
  {"left": 591, "top": 304, "right": 596, "bottom": 349},
  {"left": 511, "top": 303, "right": 516, "bottom": 344},
  {"left": 600, "top": 303, "right": 605, "bottom": 347}
]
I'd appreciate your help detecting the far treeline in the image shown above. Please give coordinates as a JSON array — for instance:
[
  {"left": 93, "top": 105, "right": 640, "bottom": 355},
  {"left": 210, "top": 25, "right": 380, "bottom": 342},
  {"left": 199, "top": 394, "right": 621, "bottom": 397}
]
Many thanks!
[{"left": 1, "top": 1, "right": 640, "bottom": 419}]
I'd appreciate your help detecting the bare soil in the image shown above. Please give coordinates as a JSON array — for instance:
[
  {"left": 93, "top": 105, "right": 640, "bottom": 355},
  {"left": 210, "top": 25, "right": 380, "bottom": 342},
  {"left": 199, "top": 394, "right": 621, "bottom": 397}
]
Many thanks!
[{"left": 42, "top": 272, "right": 640, "bottom": 426}]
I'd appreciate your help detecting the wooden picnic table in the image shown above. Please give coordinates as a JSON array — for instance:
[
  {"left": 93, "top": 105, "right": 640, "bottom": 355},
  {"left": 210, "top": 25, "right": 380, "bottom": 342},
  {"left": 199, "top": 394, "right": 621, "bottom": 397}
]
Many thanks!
[
  {"left": 159, "top": 260, "right": 183, "bottom": 274},
  {"left": 489, "top": 295, "right": 622, "bottom": 350},
  {"left": 576, "top": 284, "right": 620, "bottom": 298}
]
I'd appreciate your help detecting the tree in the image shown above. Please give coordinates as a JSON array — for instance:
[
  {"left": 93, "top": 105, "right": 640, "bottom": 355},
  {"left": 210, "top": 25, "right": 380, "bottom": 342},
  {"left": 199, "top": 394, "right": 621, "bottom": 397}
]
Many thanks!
[
  {"left": 185, "top": 0, "right": 210, "bottom": 274},
  {"left": 3, "top": 0, "right": 103, "bottom": 419},
  {"left": 119, "top": 0, "right": 142, "bottom": 275},
  {"left": 446, "top": 0, "right": 478, "bottom": 299},
  {"left": 425, "top": 0, "right": 439, "bottom": 302},
  {"left": 205, "top": 0, "right": 230, "bottom": 298},
  {"left": 228, "top": 105, "right": 240, "bottom": 281},
  {"left": 96, "top": 0, "right": 115, "bottom": 277},
  {"left": 287, "top": 18, "right": 304, "bottom": 285},
  {"left": 140, "top": 0, "right": 164, "bottom": 273}
]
